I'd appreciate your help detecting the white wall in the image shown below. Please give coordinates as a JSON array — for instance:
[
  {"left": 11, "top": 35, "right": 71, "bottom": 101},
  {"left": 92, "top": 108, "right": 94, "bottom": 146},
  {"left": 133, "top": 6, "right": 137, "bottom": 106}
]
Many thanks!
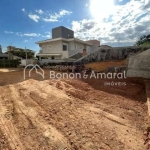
[
  {"left": 40, "top": 41, "right": 62, "bottom": 53},
  {"left": 68, "top": 41, "right": 91, "bottom": 57},
  {"left": 39, "top": 41, "right": 69, "bottom": 59},
  {"left": 86, "top": 46, "right": 91, "bottom": 55},
  {"left": 74, "top": 42, "right": 85, "bottom": 53},
  {"left": 38, "top": 40, "right": 93, "bottom": 59},
  {"left": 21, "top": 59, "right": 37, "bottom": 66},
  {"left": 68, "top": 41, "right": 74, "bottom": 51}
]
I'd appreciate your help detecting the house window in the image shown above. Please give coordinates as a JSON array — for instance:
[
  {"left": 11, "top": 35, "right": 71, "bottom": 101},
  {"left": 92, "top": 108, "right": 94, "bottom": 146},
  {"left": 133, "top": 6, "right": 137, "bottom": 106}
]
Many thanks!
[
  {"left": 63, "top": 43, "right": 68, "bottom": 51},
  {"left": 49, "top": 45, "right": 51, "bottom": 49},
  {"left": 68, "top": 34, "right": 70, "bottom": 38},
  {"left": 51, "top": 56, "right": 55, "bottom": 59},
  {"left": 63, "top": 45, "right": 67, "bottom": 51},
  {"left": 81, "top": 46, "right": 83, "bottom": 50},
  {"left": 42, "top": 46, "right": 44, "bottom": 50}
]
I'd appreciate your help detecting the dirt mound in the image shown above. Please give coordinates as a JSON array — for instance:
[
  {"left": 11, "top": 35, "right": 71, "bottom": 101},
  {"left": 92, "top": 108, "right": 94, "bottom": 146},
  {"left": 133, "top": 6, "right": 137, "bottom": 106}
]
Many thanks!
[{"left": 0, "top": 70, "right": 148, "bottom": 149}]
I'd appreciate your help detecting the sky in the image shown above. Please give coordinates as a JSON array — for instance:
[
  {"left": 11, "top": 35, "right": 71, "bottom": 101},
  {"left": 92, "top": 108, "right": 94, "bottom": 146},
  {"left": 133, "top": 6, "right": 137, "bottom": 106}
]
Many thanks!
[{"left": 0, "top": 0, "right": 150, "bottom": 53}]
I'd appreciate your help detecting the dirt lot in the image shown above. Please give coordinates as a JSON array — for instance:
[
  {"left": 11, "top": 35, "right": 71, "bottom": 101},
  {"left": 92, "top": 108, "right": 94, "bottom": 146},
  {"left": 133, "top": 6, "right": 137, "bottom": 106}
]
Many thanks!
[
  {"left": 85, "top": 60, "right": 127, "bottom": 71},
  {"left": 0, "top": 68, "right": 149, "bottom": 150}
]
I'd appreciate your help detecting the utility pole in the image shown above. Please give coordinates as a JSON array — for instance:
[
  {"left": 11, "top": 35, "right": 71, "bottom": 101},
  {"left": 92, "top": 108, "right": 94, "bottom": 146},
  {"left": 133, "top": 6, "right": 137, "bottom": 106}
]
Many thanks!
[
  {"left": 25, "top": 47, "right": 27, "bottom": 65},
  {"left": 0, "top": 45, "right": 2, "bottom": 54}
]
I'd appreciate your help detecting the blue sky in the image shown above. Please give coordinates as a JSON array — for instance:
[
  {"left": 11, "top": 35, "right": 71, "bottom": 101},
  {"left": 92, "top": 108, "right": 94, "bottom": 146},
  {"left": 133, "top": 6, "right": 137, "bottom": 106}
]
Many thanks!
[{"left": 0, "top": 0, "right": 150, "bottom": 53}]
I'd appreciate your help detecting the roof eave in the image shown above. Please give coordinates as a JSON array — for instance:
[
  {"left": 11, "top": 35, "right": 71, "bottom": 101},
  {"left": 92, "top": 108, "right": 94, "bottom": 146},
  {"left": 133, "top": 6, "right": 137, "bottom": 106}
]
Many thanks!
[
  {"left": 36, "top": 37, "right": 93, "bottom": 46},
  {"left": 35, "top": 38, "right": 64, "bottom": 44}
]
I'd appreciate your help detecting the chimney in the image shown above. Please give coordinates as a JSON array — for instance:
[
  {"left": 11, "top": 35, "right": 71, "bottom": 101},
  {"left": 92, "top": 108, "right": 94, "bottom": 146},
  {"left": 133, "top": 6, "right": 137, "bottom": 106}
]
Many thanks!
[{"left": 83, "top": 49, "right": 87, "bottom": 56}]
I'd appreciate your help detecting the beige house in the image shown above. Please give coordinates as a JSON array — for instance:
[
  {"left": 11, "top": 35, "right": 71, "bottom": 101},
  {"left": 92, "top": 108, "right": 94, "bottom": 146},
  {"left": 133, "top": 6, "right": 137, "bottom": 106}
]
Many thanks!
[{"left": 36, "top": 26, "right": 100, "bottom": 62}]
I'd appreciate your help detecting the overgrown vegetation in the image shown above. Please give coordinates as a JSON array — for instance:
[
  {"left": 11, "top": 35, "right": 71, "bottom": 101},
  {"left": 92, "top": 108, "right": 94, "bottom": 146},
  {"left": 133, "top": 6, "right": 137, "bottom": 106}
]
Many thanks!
[{"left": 135, "top": 34, "right": 150, "bottom": 46}]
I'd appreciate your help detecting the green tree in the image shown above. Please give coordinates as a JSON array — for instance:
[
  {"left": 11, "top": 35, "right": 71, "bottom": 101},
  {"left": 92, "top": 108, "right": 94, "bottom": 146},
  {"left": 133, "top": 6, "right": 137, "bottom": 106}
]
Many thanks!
[
  {"left": 135, "top": 34, "right": 150, "bottom": 46},
  {"left": 5, "top": 46, "right": 35, "bottom": 59}
]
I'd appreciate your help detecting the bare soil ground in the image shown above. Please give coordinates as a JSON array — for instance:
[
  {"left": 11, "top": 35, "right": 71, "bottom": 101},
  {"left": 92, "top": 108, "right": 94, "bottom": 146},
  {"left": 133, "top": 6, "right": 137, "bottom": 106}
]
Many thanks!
[
  {"left": 85, "top": 60, "right": 127, "bottom": 71},
  {"left": 0, "top": 68, "right": 149, "bottom": 150}
]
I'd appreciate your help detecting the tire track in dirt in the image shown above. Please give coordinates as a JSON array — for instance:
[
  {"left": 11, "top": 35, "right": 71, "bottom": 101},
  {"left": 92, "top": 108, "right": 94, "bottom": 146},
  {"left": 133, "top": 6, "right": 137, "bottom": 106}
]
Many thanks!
[
  {"left": 86, "top": 106, "right": 131, "bottom": 127},
  {"left": 0, "top": 127, "right": 12, "bottom": 150},
  {"left": 0, "top": 93, "right": 24, "bottom": 150},
  {"left": 18, "top": 80, "right": 112, "bottom": 149},
  {"left": 18, "top": 80, "right": 83, "bottom": 149},
  {"left": 9, "top": 84, "right": 71, "bottom": 150}
]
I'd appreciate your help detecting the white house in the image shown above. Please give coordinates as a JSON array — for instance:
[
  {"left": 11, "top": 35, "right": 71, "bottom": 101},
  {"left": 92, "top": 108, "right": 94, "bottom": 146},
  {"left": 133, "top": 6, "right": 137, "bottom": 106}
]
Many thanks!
[{"left": 36, "top": 26, "right": 100, "bottom": 62}]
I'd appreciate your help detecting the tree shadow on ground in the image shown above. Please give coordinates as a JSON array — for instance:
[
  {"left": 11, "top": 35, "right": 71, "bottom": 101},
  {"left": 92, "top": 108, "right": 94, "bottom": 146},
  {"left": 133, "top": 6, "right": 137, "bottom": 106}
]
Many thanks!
[{"left": 79, "top": 77, "right": 147, "bottom": 103}]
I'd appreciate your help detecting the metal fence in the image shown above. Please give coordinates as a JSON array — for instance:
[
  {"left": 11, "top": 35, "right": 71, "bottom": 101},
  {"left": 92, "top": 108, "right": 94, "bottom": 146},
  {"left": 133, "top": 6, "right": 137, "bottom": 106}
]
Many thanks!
[{"left": 0, "top": 59, "right": 20, "bottom": 68}]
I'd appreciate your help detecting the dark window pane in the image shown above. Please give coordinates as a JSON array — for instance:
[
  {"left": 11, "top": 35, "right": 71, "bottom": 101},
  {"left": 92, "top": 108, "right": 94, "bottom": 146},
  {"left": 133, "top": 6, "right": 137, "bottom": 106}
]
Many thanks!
[{"left": 63, "top": 45, "right": 67, "bottom": 51}]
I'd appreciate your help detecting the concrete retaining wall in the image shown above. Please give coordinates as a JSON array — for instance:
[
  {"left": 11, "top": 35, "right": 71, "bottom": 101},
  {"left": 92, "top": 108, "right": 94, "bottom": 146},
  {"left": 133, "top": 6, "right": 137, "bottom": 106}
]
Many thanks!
[
  {"left": 76, "top": 46, "right": 150, "bottom": 64},
  {"left": 127, "top": 49, "right": 150, "bottom": 79}
]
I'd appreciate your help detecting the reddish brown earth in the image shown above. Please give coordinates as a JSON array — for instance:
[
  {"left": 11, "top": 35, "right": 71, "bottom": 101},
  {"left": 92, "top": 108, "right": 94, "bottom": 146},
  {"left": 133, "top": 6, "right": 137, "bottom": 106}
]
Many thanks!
[
  {"left": 0, "top": 68, "right": 149, "bottom": 150},
  {"left": 85, "top": 60, "right": 127, "bottom": 71}
]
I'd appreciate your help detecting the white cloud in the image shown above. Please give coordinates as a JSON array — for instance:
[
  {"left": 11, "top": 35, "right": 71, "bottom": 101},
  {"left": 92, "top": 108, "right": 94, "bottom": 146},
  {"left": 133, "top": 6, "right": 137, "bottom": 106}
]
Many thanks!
[
  {"left": 71, "top": 0, "right": 150, "bottom": 46},
  {"left": 23, "top": 40, "right": 28, "bottom": 43},
  {"left": 24, "top": 33, "right": 41, "bottom": 37},
  {"left": 16, "top": 32, "right": 23, "bottom": 36},
  {"left": 59, "top": 9, "right": 72, "bottom": 16},
  {"left": 24, "top": 9, "right": 72, "bottom": 22},
  {"left": 21, "top": 8, "right": 25, "bottom": 12},
  {"left": 4, "top": 31, "right": 14, "bottom": 34},
  {"left": 5, "top": 30, "right": 50, "bottom": 39},
  {"left": 35, "top": 9, "right": 44, "bottom": 14},
  {"left": 28, "top": 14, "right": 40, "bottom": 22},
  {"left": 15, "top": 32, "right": 41, "bottom": 37},
  {"left": 43, "top": 17, "right": 58, "bottom": 22},
  {"left": 43, "top": 9, "right": 72, "bottom": 22},
  {"left": 44, "top": 31, "right": 51, "bottom": 35},
  {"left": 15, "top": 31, "right": 51, "bottom": 38},
  {"left": 42, "top": 35, "right": 51, "bottom": 38},
  {"left": 42, "top": 32, "right": 51, "bottom": 38}
]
